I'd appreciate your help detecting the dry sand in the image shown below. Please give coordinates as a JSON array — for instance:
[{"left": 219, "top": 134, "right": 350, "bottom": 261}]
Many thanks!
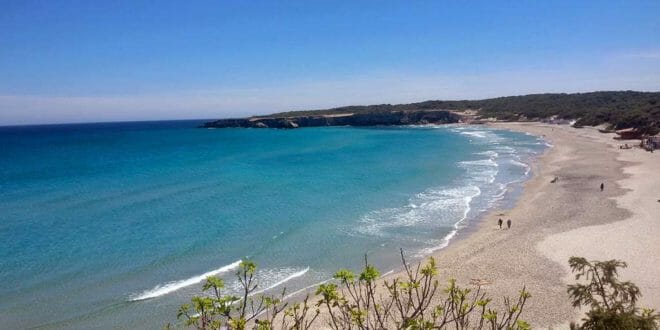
[
  {"left": 536, "top": 124, "right": 660, "bottom": 320},
  {"left": 395, "top": 122, "right": 659, "bottom": 328},
  {"left": 289, "top": 122, "right": 659, "bottom": 329}
]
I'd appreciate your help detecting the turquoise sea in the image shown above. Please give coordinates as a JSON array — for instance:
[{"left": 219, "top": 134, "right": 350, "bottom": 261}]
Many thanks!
[{"left": 0, "top": 121, "right": 547, "bottom": 328}]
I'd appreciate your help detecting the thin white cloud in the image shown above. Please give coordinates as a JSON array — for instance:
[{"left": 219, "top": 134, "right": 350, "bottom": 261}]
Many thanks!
[
  {"left": 615, "top": 50, "right": 660, "bottom": 60},
  {"left": 1, "top": 65, "right": 660, "bottom": 125}
]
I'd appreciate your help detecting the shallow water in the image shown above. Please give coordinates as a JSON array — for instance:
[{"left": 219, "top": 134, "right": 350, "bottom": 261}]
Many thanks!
[{"left": 0, "top": 121, "right": 546, "bottom": 328}]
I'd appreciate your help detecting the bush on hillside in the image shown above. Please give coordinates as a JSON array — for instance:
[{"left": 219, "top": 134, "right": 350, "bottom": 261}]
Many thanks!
[{"left": 271, "top": 91, "right": 660, "bottom": 134}]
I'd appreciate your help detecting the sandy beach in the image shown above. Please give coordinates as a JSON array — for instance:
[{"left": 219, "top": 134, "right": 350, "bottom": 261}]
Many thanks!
[
  {"left": 296, "top": 122, "right": 658, "bottom": 329},
  {"left": 390, "top": 122, "right": 660, "bottom": 328},
  {"left": 264, "top": 122, "right": 659, "bottom": 329}
]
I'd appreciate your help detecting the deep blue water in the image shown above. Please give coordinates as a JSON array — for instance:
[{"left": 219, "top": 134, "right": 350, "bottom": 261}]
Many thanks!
[{"left": 0, "top": 121, "right": 546, "bottom": 328}]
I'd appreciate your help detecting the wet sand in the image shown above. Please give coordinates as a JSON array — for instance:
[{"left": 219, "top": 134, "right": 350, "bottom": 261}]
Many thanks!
[
  {"left": 399, "top": 122, "right": 660, "bottom": 328},
  {"left": 286, "top": 122, "right": 659, "bottom": 328}
]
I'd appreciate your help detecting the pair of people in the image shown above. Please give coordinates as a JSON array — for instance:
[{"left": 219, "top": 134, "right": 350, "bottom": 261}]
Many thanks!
[{"left": 498, "top": 218, "right": 511, "bottom": 229}]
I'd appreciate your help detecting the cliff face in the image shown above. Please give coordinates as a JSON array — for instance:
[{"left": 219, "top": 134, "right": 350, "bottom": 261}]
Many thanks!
[{"left": 202, "top": 110, "right": 461, "bottom": 129}]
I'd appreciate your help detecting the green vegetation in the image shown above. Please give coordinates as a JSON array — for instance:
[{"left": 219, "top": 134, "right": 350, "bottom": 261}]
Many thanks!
[
  {"left": 167, "top": 252, "right": 531, "bottom": 329},
  {"left": 567, "top": 257, "right": 659, "bottom": 329},
  {"left": 271, "top": 91, "right": 660, "bottom": 135},
  {"left": 168, "top": 253, "right": 659, "bottom": 329}
]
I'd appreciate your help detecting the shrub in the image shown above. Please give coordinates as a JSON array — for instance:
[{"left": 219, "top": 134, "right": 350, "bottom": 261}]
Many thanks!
[
  {"left": 567, "top": 257, "right": 659, "bottom": 330},
  {"left": 167, "top": 251, "right": 531, "bottom": 329},
  {"left": 168, "top": 255, "right": 660, "bottom": 329}
]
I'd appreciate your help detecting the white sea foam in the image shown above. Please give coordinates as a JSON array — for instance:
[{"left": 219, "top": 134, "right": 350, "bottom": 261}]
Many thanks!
[
  {"left": 354, "top": 134, "right": 503, "bottom": 240},
  {"left": 459, "top": 158, "right": 498, "bottom": 167},
  {"left": 130, "top": 260, "right": 241, "bottom": 301},
  {"left": 476, "top": 150, "right": 499, "bottom": 157},
  {"left": 459, "top": 157, "right": 499, "bottom": 185},
  {"left": 252, "top": 267, "right": 310, "bottom": 295},
  {"left": 411, "top": 128, "right": 547, "bottom": 256},
  {"left": 457, "top": 128, "right": 509, "bottom": 144},
  {"left": 415, "top": 183, "right": 481, "bottom": 256},
  {"left": 355, "top": 184, "right": 481, "bottom": 239},
  {"left": 460, "top": 131, "right": 487, "bottom": 138},
  {"left": 248, "top": 274, "right": 325, "bottom": 319},
  {"left": 352, "top": 127, "right": 547, "bottom": 262},
  {"left": 278, "top": 268, "right": 395, "bottom": 302},
  {"left": 381, "top": 270, "right": 395, "bottom": 278},
  {"left": 283, "top": 278, "right": 331, "bottom": 300},
  {"left": 493, "top": 183, "right": 508, "bottom": 198},
  {"left": 406, "top": 124, "right": 445, "bottom": 129},
  {"left": 510, "top": 159, "right": 531, "bottom": 176},
  {"left": 495, "top": 145, "right": 516, "bottom": 154}
]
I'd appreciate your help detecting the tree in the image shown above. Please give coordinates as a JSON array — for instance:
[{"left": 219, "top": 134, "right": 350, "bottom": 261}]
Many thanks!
[
  {"left": 168, "top": 251, "right": 531, "bottom": 329},
  {"left": 170, "top": 260, "right": 318, "bottom": 330},
  {"left": 269, "top": 91, "right": 660, "bottom": 134},
  {"left": 567, "top": 257, "right": 659, "bottom": 330},
  {"left": 316, "top": 252, "right": 530, "bottom": 329}
]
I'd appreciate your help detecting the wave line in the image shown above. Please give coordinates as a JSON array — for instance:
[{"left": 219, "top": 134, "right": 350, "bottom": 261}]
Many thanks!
[
  {"left": 130, "top": 260, "right": 242, "bottom": 301},
  {"left": 253, "top": 267, "right": 310, "bottom": 296}
]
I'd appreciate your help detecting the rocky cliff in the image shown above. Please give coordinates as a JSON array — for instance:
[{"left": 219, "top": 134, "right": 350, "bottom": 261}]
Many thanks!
[{"left": 202, "top": 110, "right": 461, "bottom": 129}]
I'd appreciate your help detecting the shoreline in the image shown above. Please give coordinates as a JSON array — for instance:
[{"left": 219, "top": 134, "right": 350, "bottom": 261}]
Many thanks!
[
  {"left": 397, "top": 122, "right": 659, "bottom": 327},
  {"left": 147, "top": 122, "right": 657, "bottom": 328}
]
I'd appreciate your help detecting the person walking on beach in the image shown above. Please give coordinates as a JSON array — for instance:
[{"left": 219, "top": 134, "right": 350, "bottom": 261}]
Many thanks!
[
  {"left": 600, "top": 182, "right": 604, "bottom": 191},
  {"left": 507, "top": 219, "right": 512, "bottom": 229},
  {"left": 498, "top": 218, "right": 503, "bottom": 229}
]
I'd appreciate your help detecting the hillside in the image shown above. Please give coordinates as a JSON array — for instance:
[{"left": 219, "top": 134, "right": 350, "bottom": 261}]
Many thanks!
[{"left": 271, "top": 91, "right": 660, "bottom": 134}]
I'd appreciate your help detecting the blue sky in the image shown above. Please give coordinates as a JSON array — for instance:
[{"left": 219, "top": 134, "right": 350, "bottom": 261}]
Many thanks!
[{"left": 1, "top": 0, "right": 659, "bottom": 125}]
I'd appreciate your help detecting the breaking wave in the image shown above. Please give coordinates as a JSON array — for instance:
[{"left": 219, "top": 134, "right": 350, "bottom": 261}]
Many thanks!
[
  {"left": 131, "top": 126, "right": 549, "bottom": 304},
  {"left": 352, "top": 126, "right": 547, "bottom": 258},
  {"left": 354, "top": 184, "right": 482, "bottom": 238},
  {"left": 251, "top": 267, "right": 310, "bottom": 295},
  {"left": 130, "top": 260, "right": 241, "bottom": 301}
]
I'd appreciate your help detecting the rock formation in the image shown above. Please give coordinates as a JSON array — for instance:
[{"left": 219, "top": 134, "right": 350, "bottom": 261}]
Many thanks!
[{"left": 202, "top": 110, "right": 461, "bottom": 129}]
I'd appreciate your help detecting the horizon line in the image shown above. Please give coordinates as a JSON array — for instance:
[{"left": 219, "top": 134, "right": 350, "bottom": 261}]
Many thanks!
[{"left": 1, "top": 89, "right": 658, "bottom": 127}]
